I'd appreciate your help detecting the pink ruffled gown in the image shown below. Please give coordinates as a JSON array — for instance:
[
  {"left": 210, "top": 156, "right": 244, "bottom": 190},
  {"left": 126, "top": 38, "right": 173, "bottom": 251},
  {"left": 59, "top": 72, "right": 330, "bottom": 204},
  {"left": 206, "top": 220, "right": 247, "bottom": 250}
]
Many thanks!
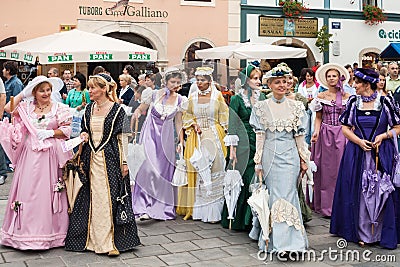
[{"left": 0, "top": 101, "right": 72, "bottom": 250}]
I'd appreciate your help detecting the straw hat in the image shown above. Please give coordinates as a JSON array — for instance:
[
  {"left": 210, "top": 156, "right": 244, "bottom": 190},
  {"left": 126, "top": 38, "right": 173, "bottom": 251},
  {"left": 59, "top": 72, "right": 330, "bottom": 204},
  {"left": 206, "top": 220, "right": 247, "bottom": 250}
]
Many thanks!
[{"left": 315, "top": 63, "right": 350, "bottom": 89}]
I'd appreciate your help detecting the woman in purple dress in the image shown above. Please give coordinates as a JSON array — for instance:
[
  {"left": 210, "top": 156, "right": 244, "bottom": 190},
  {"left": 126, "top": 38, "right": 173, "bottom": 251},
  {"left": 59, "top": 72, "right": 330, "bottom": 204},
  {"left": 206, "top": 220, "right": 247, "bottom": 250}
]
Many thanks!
[
  {"left": 330, "top": 68, "right": 400, "bottom": 248},
  {"left": 310, "top": 63, "right": 350, "bottom": 217},
  {"left": 131, "top": 68, "right": 186, "bottom": 220}
]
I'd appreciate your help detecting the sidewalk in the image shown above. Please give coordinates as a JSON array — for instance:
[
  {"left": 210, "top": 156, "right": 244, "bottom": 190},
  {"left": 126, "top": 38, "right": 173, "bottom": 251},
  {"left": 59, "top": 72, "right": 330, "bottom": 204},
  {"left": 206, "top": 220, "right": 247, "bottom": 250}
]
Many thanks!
[{"left": 0, "top": 175, "right": 398, "bottom": 266}]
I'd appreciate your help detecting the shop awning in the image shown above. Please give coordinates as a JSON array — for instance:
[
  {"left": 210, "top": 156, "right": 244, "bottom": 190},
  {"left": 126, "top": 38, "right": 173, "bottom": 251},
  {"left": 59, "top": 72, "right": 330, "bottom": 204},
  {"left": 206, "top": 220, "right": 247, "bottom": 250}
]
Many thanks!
[{"left": 380, "top": 43, "right": 400, "bottom": 60}]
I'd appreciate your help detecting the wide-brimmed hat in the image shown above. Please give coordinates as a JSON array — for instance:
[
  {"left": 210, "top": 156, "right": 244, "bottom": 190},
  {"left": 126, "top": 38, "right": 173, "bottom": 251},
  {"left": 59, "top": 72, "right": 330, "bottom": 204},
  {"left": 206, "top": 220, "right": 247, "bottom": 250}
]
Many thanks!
[
  {"left": 163, "top": 67, "right": 187, "bottom": 84},
  {"left": 315, "top": 63, "right": 350, "bottom": 89},
  {"left": 24, "top": 76, "right": 64, "bottom": 98},
  {"left": 263, "top": 63, "right": 292, "bottom": 83}
]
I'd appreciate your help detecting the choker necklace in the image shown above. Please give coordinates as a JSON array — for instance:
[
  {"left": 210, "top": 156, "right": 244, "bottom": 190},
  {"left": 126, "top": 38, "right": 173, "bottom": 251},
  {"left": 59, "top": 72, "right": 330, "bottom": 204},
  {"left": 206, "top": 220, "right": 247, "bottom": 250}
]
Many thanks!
[
  {"left": 36, "top": 103, "right": 50, "bottom": 112},
  {"left": 198, "top": 88, "right": 211, "bottom": 96},
  {"left": 271, "top": 95, "right": 286, "bottom": 104},
  {"left": 95, "top": 100, "right": 109, "bottom": 111},
  {"left": 361, "top": 91, "right": 378, "bottom": 102}
]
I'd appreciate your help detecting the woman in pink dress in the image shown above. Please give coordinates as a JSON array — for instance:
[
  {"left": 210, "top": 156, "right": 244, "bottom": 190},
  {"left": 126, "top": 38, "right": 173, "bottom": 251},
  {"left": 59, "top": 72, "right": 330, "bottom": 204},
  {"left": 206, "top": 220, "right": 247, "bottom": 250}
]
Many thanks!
[{"left": 0, "top": 76, "right": 72, "bottom": 250}]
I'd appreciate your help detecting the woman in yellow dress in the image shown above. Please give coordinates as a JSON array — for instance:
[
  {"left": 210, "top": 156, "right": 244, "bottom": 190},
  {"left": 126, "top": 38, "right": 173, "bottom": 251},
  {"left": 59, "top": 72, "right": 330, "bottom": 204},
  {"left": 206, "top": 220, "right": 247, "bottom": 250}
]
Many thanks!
[{"left": 177, "top": 67, "right": 228, "bottom": 222}]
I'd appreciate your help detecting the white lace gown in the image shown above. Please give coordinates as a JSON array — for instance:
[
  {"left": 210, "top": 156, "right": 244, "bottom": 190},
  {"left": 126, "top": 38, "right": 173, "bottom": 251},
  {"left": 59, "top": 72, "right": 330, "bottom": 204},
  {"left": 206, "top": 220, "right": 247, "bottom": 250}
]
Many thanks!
[{"left": 250, "top": 98, "right": 309, "bottom": 252}]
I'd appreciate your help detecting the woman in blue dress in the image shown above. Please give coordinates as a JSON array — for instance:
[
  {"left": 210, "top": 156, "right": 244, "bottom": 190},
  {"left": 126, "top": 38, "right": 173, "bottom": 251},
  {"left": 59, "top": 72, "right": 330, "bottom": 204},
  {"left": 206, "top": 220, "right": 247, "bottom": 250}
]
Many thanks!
[
  {"left": 330, "top": 68, "right": 400, "bottom": 248},
  {"left": 250, "top": 65, "right": 309, "bottom": 252}
]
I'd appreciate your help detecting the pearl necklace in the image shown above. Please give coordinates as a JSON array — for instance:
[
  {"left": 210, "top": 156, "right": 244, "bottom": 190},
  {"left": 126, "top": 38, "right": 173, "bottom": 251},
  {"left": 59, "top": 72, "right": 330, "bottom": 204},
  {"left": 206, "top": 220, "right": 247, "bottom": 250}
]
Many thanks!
[
  {"left": 95, "top": 100, "right": 109, "bottom": 111},
  {"left": 198, "top": 88, "right": 211, "bottom": 96}
]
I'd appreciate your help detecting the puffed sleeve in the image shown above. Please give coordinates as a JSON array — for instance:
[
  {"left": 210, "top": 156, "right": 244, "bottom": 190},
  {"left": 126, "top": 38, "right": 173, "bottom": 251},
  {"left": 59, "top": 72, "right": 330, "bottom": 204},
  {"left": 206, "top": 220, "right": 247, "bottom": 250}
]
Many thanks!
[
  {"left": 56, "top": 103, "right": 72, "bottom": 138},
  {"left": 249, "top": 102, "right": 265, "bottom": 132},
  {"left": 141, "top": 88, "right": 153, "bottom": 105},
  {"left": 178, "top": 96, "right": 189, "bottom": 113},
  {"left": 339, "top": 95, "right": 357, "bottom": 127},
  {"left": 217, "top": 92, "right": 229, "bottom": 131},
  {"left": 383, "top": 95, "right": 400, "bottom": 127},
  {"left": 224, "top": 95, "right": 240, "bottom": 146},
  {"left": 309, "top": 98, "right": 322, "bottom": 112}
]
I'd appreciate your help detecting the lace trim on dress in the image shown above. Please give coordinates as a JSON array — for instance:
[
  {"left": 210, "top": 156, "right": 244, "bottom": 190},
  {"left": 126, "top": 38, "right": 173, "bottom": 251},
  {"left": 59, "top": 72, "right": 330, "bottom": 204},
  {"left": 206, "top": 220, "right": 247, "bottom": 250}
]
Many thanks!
[
  {"left": 271, "top": 198, "right": 304, "bottom": 234},
  {"left": 253, "top": 99, "right": 305, "bottom": 132},
  {"left": 309, "top": 97, "right": 347, "bottom": 112},
  {"left": 356, "top": 93, "right": 382, "bottom": 111}
]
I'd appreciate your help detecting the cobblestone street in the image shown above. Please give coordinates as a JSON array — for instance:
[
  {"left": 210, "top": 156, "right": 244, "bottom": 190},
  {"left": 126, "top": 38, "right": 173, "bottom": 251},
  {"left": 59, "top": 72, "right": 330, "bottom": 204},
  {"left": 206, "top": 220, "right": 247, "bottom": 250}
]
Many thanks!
[{"left": 0, "top": 174, "right": 398, "bottom": 266}]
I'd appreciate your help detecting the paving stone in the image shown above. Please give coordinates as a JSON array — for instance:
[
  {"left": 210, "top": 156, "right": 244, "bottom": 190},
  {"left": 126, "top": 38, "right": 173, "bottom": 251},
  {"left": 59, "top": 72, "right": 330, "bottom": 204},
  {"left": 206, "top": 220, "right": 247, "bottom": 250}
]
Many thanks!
[
  {"left": 306, "top": 225, "right": 330, "bottom": 235},
  {"left": 133, "top": 244, "right": 170, "bottom": 257},
  {"left": 220, "top": 234, "right": 253, "bottom": 245},
  {"left": 165, "top": 232, "right": 202, "bottom": 242},
  {"left": 161, "top": 241, "right": 200, "bottom": 253},
  {"left": 88, "top": 262, "right": 128, "bottom": 267},
  {"left": 166, "top": 224, "right": 203, "bottom": 233},
  {"left": 193, "top": 229, "right": 231, "bottom": 238},
  {"left": 118, "top": 250, "right": 138, "bottom": 260},
  {"left": 123, "top": 256, "right": 166, "bottom": 266},
  {"left": 219, "top": 255, "right": 263, "bottom": 266},
  {"left": 158, "top": 251, "right": 199, "bottom": 265},
  {"left": 139, "top": 235, "right": 172, "bottom": 246},
  {"left": 190, "top": 247, "right": 231, "bottom": 261},
  {"left": 220, "top": 244, "right": 257, "bottom": 256},
  {"left": 60, "top": 253, "right": 103, "bottom": 266},
  {"left": 25, "top": 256, "right": 66, "bottom": 267},
  {"left": 140, "top": 226, "right": 175, "bottom": 236},
  {"left": 189, "top": 260, "right": 229, "bottom": 267},
  {"left": 0, "top": 245, "right": 15, "bottom": 253},
  {"left": 2, "top": 250, "right": 42, "bottom": 263},
  {"left": 39, "top": 248, "right": 78, "bottom": 259},
  {"left": 191, "top": 238, "right": 230, "bottom": 249},
  {"left": 305, "top": 218, "right": 331, "bottom": 227},
  {"left": 0, "top": 262, "right": 27, "bottom": 267},
  {"left": 195, "top": 222, "right": 223, "bottom": 230}
]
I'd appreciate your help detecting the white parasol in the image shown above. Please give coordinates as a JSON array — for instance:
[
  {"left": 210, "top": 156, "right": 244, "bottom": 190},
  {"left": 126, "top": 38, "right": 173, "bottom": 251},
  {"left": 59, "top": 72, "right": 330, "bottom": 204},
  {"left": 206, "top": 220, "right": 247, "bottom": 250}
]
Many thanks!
[
  {"left": 127, "top": 119, "right": 146, "bottom": 186},
  {"left": 223, "top": 160, "right": 243, "bottom": 229},
  {"left": 171, "top": 148, "right": 187, "bottom": 186},
  {"left": 247, "top": 173, "right": 270, "bottom": 249},
  {"left": 189, "top": 133, "right": 213, "bottom": 195}
]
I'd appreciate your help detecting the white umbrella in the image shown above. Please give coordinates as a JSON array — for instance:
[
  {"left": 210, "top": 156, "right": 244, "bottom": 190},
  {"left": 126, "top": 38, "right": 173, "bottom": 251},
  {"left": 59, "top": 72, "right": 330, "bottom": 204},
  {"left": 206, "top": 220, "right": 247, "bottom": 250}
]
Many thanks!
[
  {"left": 189, "top": 134, "right": 213, "bottom": 195},
  {"left": 127, "top": 120, "right": 146, "bottom": 186},
  {"left": 247, "top": 173, "right": 270, "bottom": 249},
  {"left": 195, "top": 43, "right": 307, "bottom": 60},
  {"left": 171, "top": 149, "right": 187, "bottom": 187},
  {"left": 223, "top": 161, "right": 243, "bottom": 229},
  {"left": 0, "top": 29, "right": 157, "bottom": 64}
]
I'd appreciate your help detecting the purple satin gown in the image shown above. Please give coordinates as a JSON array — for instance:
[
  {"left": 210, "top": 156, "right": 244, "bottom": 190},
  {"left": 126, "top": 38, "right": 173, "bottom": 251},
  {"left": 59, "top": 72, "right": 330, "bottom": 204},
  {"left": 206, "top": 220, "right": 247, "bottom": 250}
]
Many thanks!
[{"left": 132, "top": 94, "right": 182, "bottom": 220}]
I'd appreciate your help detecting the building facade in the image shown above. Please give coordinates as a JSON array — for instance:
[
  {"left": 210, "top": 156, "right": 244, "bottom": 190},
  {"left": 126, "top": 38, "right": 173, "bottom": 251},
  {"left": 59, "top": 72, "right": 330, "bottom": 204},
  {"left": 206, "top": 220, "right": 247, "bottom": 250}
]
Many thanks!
[
  {"left": 241, "top": 0, "right": 400, "bottom": 74},
  {"left": 0, "top": 0, "right": 232, "bottom": 79}
]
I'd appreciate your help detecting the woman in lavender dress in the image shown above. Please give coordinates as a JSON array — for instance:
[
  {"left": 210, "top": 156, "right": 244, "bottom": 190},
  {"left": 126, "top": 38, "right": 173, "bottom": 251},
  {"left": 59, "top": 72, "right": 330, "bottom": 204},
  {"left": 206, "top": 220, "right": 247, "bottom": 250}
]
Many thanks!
[
  {"left": 310, "top": 63, "right": 350, "bottom": 217},
  {"left": 330, "top": 68, "right": 400, "bottom": 248},
  {"left": 131, "top": 68, "right": 186, "bottom": 220}
]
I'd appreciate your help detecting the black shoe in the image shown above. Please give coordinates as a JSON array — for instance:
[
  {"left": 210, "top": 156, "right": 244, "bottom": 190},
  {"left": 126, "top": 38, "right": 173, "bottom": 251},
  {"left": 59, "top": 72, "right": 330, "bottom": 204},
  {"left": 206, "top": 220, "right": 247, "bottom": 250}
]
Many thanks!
[{"left": 0, "top": 176, "right": 6, "bottom": 185}]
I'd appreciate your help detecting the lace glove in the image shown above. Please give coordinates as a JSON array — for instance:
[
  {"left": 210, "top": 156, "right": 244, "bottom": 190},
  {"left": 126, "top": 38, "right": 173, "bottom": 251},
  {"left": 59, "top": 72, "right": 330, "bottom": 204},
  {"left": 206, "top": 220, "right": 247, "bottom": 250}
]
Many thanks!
[
  {"left": 37, "top": 129, "right": 54, "bottom": 141},
  {"left": 294, "top": 135, "right": 310, "bottom": 163},
  {"left": 254, "top": 131, "right": 265, "bottom": 165}
]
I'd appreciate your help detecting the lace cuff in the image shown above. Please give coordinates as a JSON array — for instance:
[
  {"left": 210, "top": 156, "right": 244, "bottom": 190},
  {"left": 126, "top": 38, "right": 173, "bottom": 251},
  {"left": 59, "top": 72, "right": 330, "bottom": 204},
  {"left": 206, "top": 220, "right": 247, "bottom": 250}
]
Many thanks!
[
  {"left": 254, "top": 132, "right": 265, "bottom": 164},
  {"left": 224, "top": 135, "right": 239, "bottom": 146},
  {"left": 309, "top": 99, "right": 322, "bottom": 112},
  {"left": 271, "top": 198, "right": 304, "bottom": 234}
]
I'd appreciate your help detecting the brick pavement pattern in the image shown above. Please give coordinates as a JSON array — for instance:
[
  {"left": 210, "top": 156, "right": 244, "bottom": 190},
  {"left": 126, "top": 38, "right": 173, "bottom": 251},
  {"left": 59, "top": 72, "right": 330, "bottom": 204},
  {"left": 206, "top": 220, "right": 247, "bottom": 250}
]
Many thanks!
[{"left": 0, "top": 175, "right": 398, "bottom": 266}]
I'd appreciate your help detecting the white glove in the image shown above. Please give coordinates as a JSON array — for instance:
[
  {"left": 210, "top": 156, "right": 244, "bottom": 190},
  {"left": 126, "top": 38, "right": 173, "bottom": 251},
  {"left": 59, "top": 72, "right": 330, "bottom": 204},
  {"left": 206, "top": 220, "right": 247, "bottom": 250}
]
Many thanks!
[{"left": 37, "top": 129, "right": 54, "bottom": 141}]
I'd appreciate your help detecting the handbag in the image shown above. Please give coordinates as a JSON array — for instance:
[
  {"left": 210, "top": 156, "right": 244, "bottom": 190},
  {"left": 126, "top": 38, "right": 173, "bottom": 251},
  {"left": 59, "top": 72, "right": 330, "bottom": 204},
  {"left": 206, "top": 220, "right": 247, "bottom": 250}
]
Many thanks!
[
  {"left": 115, "top": 176, "right": 135, "bottom": 225},
  {"left": 391, "top": 129, "right": 400, "bottom": 187}
]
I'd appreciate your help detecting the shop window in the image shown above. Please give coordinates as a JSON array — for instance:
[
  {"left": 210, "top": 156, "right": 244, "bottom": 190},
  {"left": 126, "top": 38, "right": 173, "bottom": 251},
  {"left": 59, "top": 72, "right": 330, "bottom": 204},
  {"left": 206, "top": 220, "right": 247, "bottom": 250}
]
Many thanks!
[
  {"left": 180, "top": 0, "right": 215, "bottom": 7},
  {"left": 362, "top": 0, "right": 378, "bottom": 6}
]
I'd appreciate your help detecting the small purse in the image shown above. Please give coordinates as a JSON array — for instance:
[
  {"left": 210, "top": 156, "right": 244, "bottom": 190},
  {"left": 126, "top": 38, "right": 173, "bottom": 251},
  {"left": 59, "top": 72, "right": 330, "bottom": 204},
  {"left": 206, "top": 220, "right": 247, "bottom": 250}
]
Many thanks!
[
  {"left": 391, "top": 129, "right": 400, "bottom": 187},
  {"left": 115, "top": 176, "right": 135, "bottom": 225}
]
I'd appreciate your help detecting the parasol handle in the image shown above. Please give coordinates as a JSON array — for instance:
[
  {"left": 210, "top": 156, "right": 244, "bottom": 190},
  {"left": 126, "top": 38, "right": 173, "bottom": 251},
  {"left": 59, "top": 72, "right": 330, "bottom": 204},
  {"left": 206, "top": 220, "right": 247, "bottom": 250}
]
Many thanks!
[
  {"left": 258, "top": 172, "right": 263, "bottom": 187},
  {"left": 232, "top": 160, "right": 236, "bottom": 170},
  {"left": 375, "top": 144, "right": 379, "bottom": 173},
  {"left": 76, "top": 143, "right": 83, "bottom": 165},
  {"left": 133, "top": 117, "right": 139, "bottom": 143},
  {"left": 10, "top": 96, "right": 14, "bottom": 124}
]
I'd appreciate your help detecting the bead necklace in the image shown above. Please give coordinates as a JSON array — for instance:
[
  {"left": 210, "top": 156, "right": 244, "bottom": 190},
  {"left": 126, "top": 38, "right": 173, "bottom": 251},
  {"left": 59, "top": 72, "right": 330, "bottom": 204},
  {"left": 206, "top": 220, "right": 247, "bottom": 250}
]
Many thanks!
[
  {"left": 36, "top": 103, "right": 50, "bottom": 112},
  {"left": 361, "top": 91, "right": 378, "bottom": 102}
]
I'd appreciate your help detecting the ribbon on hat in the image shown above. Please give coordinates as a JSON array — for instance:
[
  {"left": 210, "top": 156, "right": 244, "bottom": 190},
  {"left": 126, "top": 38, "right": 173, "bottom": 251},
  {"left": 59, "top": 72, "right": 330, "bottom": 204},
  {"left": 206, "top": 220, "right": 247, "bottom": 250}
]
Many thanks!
[
  {"left": 354, "top": 70, "right": 379, "bottom": 84},
  {"left": 335, "top": 75, "right": 346, "bottom": 96}
]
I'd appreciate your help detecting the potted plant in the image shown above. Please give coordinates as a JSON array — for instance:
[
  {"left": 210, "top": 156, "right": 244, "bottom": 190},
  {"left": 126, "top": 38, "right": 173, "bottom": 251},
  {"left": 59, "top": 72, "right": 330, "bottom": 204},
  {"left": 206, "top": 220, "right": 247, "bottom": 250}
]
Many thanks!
[
  {"left": 315, "top": 25, "right": 333, "bottom": 53},
  {"left": 279, "top": 0, "right": 309, "bottom": 18},
  {"left": 363, "top": 4, "right": 386, "bottom": 25}
]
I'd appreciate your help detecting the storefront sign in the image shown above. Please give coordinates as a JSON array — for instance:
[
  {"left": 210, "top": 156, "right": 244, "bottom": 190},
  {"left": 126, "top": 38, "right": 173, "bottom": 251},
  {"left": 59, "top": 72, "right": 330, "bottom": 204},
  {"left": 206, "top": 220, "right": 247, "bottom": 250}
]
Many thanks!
[
  {"left": 129, "top": 53, "right": 150, "bottom": 60},
  {"left": 378, "top": 29, "right": 400, "bottom": 41},
  {"left": 24, "top": 54, "right": 33, "bottom": 62},
  {"left": 0, "top": 51, "right": 5, "bottom": 58},
  {"left": 259, "top": 16, "right": 318, "bottom": 38},
  {"left": 78, "top": 5, "right": 168, "bottom": 18},
  {"left": 48, "top": 54, "right": 73, "bottom": 62},
  {"left": 10, "top": 52, "right": 19, "bottom": 59},
  {"left": 90, "top": 53, "right": 113, "bottom": 60},
  {"left": 332, "top": 22, "right": 341, "bottom": 30}
]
